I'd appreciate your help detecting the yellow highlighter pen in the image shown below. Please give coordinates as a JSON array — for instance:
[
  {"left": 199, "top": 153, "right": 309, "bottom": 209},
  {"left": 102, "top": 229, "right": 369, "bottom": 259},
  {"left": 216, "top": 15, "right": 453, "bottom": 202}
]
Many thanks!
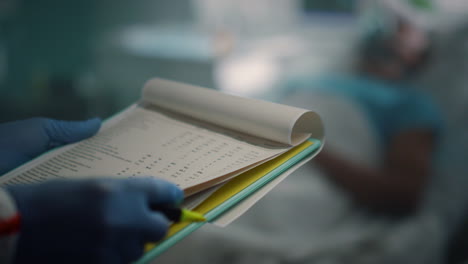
[{"left": 151, "top": 206, "right": 206, "bottom": 223}]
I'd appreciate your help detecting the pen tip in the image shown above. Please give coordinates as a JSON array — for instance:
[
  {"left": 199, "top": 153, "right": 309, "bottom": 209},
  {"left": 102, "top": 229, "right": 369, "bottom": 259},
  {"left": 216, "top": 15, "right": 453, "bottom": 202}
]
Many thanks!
[{"left": 180, "top": 209, "right": 206, "bottom": 222}]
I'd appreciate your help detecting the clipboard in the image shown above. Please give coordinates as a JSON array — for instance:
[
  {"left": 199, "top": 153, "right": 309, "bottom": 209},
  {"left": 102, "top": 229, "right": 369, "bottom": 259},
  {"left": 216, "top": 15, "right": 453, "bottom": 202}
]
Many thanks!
[{"left": 136, "top": 138, "right": 322, "bottom": 263}]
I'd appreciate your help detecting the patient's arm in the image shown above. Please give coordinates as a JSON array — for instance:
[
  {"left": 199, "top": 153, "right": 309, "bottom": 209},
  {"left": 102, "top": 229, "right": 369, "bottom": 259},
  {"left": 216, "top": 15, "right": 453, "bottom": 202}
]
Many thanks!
[{"left": 315, "top": 129, "right": 435, "bottom": 215}]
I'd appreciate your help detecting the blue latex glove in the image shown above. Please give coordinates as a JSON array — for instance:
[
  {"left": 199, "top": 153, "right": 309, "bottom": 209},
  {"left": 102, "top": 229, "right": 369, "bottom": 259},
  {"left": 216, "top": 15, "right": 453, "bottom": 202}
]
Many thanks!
[
  {"left": 0, "top": 117, "right": 101, "bottom": 174},
  {"left": 7, "top": 178, "right": 183, "bottom": 264}
]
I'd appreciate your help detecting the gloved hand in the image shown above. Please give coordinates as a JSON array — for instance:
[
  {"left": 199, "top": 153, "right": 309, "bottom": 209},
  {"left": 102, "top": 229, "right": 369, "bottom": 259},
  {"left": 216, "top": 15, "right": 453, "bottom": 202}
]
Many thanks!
[
  {"left": 7, "top": 177, "right": 183, "bottom": 264},
  {"left": 0, "top": 117, "right": 101, "bottom": 174}
]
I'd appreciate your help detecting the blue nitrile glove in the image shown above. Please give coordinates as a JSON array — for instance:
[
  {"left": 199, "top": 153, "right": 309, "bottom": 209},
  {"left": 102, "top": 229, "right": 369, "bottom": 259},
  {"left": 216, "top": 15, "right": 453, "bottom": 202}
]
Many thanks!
[
  {"left": 0, "top": 117, "right": 101, "bottom": 175},
  {"left": 7, "top": 177, "right": 183, "bottom": 264}
]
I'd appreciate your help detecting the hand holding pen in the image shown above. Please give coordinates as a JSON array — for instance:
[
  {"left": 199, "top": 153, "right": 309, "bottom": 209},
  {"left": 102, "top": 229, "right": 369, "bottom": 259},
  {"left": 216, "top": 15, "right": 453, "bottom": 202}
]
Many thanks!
[{"left": 6, "top": 178, "right": 204, "bottom": 264}]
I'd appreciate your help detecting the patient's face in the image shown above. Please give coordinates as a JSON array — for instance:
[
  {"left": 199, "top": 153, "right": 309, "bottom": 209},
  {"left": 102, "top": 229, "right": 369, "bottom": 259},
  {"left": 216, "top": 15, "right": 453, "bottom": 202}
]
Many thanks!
[{"left": 362, "top": 20, "right": 431, "bottom": 82}]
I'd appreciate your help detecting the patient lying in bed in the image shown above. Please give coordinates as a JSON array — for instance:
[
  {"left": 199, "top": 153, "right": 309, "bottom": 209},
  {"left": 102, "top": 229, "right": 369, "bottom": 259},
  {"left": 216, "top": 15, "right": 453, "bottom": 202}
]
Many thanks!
[{"left": 156, "top": 20, "right": 445, "bottom": 264}]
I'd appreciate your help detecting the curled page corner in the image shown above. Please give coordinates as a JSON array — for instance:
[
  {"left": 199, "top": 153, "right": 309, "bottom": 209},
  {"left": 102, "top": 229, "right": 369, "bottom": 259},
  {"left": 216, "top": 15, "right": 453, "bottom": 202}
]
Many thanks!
[
  {"left": 289, "top": 111, "right": 324, "bottom": 146},
  {"left": 142, "top": 78, "right": 324, "bottom": 146}
]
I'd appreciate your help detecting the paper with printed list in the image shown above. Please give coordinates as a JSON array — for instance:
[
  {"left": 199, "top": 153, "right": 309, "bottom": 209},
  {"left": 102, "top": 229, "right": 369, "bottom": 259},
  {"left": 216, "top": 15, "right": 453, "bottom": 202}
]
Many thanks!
[{"left": 0, "top": 78, "right": 323, "bottom": 219}]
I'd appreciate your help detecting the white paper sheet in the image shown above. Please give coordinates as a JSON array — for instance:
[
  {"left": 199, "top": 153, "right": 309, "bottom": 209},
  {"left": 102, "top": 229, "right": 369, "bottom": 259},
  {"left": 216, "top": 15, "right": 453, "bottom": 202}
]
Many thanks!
[
  {"left": 211, "top": 143, "right": 323, "bottom": 226},
  {"left": 0, "top": 79, "right": 323, "bottom": 198},
  {"left": 142, "top": 78, "right": 323, "bottom": 145}
]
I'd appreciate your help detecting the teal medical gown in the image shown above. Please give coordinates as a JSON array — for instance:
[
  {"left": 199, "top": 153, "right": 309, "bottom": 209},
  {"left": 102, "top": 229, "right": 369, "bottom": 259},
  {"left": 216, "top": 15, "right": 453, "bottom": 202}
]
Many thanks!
[{"left": 285, "top": 74, "right": 443, "bottom": 146}]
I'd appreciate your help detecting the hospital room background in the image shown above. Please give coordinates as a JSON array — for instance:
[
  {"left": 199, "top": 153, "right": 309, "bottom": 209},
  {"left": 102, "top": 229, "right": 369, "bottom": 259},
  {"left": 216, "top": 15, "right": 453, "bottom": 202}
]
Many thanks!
[{"left": 0, "top": 0, "right": 468, "bottom": 263}]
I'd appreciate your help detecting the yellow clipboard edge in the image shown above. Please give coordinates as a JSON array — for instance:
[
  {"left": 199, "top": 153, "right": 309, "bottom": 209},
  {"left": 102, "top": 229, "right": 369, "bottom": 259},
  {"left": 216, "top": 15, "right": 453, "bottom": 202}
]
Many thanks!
[{"left": 137, "top": 138, "right": 321, "bottom": 263}]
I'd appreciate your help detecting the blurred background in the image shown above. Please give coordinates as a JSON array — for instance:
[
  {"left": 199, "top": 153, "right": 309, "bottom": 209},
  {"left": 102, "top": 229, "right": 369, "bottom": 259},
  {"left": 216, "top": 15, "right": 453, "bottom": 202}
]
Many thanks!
[
  {"left": 0, "top": 0, "right": 361, "bottom": 121},
  {"left": 1, "top": 0, "right": 468, "bottom": 263}
]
